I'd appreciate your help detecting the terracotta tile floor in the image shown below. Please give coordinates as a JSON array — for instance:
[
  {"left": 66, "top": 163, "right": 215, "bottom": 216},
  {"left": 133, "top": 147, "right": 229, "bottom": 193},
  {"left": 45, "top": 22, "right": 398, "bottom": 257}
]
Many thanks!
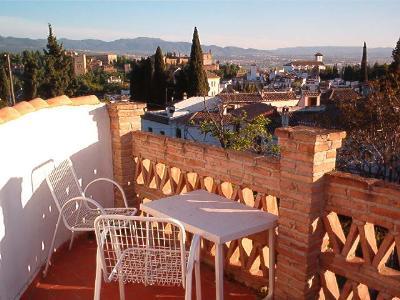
[{"left": 21, "top": 236, "right": 257, "bottom": 300}]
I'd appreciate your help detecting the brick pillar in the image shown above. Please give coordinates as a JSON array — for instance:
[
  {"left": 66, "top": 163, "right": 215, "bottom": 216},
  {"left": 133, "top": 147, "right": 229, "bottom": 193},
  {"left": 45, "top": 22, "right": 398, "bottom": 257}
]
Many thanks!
[
  {"left": 275, "top": 126, "right": 346, "bottom": 299},
  {"left": 107, "top": 102, "right": 146, "bottom": 208}
]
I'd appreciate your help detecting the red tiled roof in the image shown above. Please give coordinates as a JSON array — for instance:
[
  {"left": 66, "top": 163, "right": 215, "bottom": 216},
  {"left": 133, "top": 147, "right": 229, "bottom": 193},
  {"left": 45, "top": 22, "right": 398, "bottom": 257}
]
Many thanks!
[
  {"left": 302, "top": 91, "right": 321, "bottom": 97},
  {"left": 175, "top": 111, "right": 232, "bottom": 125},
  {"left": 205, "top": 70, "right": 220, "bottom": 79},
  {"left": 322, "top": 88, "right": 360, "bottom": 102},
  {"left": 218, "top": 93, "right": 263, "bottom": 103},
  {"left": 231, "top": 103, "right": 276, "bottom": 120},
  {"left": 219, "top": 92, "right": 297, "bottom": 103},
  {"left": 262, "top": 91, "right": 297, "bottom": 101}
]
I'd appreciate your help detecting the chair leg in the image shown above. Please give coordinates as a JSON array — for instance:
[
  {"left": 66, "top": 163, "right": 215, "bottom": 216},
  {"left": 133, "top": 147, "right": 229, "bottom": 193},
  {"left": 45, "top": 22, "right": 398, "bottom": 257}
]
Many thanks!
[
  {"left": 118, "top": 276, "right": 125, "bottom": 300},
  {"left": 94, "top": 249, "right": 102, "bottom": 300},
  {"left": 43, "top": 213, "right": 62, "bottom": 277},
  {"left": 195, "top": 244, "right": 201, "bottom": 300},
  {"left": 68, "top": 231, "right": 75, "bottom": 251}
]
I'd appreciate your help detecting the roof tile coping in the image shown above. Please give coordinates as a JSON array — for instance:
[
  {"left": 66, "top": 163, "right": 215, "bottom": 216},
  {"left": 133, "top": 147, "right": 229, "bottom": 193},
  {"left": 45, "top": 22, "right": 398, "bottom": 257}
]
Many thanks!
[
  {"left": 29, "top": 98, "right": 49, "bottom": 110},
  {"left": 0, "top": 94, "right": 100, "bottom": 125},
  {"left": 14, "top": 101, "right": 36, "bottom": 115},
  {"left": 47, "top": 95, "right": 73, "bottom": 107}
]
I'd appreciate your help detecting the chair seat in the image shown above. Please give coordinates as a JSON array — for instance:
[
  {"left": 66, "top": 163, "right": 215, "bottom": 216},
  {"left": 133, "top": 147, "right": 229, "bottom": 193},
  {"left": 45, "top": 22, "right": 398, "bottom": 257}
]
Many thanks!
[
  {"left": 108, "top": 247, "right": 190, "bottom": 286},
  {"left": 70, "top": 208, "right": 136, "bottom": 230}
]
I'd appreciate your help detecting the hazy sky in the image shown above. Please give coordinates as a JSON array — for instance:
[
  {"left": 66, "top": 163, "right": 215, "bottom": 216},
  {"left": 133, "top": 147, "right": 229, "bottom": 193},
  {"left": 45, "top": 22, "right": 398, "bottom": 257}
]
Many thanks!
[{"left": 0, "top": 0, "right": 399, "bottom": 49}]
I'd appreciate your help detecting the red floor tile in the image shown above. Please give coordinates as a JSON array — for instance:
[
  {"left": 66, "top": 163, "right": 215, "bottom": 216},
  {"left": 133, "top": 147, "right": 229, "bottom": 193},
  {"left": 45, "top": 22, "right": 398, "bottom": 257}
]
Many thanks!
[{"left": 21, "top": 236, "right": 257, "bottom": 300}]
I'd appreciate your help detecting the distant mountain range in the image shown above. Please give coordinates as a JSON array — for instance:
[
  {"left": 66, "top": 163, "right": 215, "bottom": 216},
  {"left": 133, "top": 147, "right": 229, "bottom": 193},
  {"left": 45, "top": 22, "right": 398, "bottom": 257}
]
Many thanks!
[{"left": 0, "top": 35, "right": 393, "bottom": 62}]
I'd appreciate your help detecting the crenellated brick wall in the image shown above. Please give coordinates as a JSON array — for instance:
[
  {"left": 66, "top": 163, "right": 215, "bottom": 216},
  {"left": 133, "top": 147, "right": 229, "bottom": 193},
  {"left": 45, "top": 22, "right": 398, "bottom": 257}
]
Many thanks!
[{"left": 108, "top": 102, "right": 400, "bottom": 299}]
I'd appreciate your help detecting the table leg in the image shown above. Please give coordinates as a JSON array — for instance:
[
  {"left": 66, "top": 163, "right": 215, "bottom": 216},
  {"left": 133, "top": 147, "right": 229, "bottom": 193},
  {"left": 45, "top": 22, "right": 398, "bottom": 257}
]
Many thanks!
[
  {"left": 266, "top": 227, "right": 275, "bottom": 300},
  {"left": 215, "top": 243, "right": 224, "bottom": 300}
]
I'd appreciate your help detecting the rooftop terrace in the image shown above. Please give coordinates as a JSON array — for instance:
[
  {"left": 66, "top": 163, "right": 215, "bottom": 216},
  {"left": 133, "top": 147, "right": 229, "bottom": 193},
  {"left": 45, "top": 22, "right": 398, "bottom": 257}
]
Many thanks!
[
  {"left": 21, "top": 237, "right": 257, "bottom": 300},
  {"left": 0, "top": 97, "right": 399, "bottom": 299}
]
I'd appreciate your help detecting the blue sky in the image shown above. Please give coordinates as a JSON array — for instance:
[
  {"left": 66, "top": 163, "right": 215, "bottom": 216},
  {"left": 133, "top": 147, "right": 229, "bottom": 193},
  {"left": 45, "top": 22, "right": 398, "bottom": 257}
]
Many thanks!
[{"left": 0, "top": 0, "right": 399, "bottom": 49}]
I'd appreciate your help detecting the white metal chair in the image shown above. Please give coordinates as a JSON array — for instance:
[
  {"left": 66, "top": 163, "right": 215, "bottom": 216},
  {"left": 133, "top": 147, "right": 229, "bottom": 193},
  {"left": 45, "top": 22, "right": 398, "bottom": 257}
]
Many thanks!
[
  {"left": 43, "top": 158, "right": 137, "bottom": 277},
  {"left": 94, "top": 215, "right": 201, "bottom": 300}
]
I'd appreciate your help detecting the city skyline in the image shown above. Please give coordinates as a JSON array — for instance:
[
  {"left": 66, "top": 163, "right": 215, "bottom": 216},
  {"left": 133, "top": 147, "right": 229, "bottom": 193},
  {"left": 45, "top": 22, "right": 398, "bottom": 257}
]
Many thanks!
[{"left": 0, "top": 0, "right": 399, "bottom": 50}]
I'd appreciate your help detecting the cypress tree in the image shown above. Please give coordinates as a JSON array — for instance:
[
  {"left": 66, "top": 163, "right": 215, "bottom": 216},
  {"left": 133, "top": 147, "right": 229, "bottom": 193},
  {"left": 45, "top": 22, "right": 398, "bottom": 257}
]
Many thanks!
[
  {"left": 391, "top": 37, "right": 400, "bottom": 73},
  {"left": 0, "top": 64, "right": 10, "bottom": 104},
  {"left": 41, "top": 24, "right": 73, "bottom": 98},
  {"left": 152, "top": 46, "right": 167, "bottom": 108},
  {"left": 187, "top": 27, "right": 209, "bottom": 97},
  {"left": 22, "top": 51, "right": 39, "bottom": 100},
  {"left": 361, "top": 41, "right": 368, "bottom": 82},
  {"left": 130, "top": 57, "right": 153, "bottom": 103}
]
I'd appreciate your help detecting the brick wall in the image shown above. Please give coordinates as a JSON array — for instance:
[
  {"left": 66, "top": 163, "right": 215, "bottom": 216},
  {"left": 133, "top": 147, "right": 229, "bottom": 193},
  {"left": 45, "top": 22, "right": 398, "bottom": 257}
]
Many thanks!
[
  {"left": 108, "top": 104, "right": 400, "bottom": 299},
  {"left": 320, "top": 171, "right": 400, "bottom": 299},
  {"left": 108, "top": 102, "right": 146, "bottom": 207},
  {"left": 131, "top": 130, "right": 281, "bottom": 197}
]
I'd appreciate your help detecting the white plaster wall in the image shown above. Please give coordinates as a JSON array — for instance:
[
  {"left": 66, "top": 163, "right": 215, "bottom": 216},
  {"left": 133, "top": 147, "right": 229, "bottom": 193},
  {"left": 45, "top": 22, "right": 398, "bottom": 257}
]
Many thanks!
[{"left": 0, "top": 104, "right": 114, "bottom": 300}]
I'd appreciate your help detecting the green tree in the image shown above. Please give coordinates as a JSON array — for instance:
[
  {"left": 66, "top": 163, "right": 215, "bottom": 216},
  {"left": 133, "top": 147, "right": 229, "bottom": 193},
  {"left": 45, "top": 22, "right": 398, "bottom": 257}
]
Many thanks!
[
  {"left": 360, "top": 42, "right": 368, "bottom": 82},
  {"left": 199, "top": 108, "right": 277, "bottom": 154},
  {"left": 342, "top": 65, "right": 360, "bottom": 81},
  {"left": 0, "top": 63, "right": 10, "bottom": 106},
  {"left": 152, "top": 46, "right": 167, "bottom": 108},
  {"left": 217, "top": 63, "right": 240, "bottom": 80},
  {"left": 40, "top": 24, "right": 73, "bottom": 98},
  {"left": 22, "top": 51, "right": 40, "bottom": 100},
  {"left": 187, "top": 27, "right": 209, "bottom": 97},
  {"left": 173, "top": 65, "right": 189, "bottom": 100},
  {"left": 391, "top": 37, "right": 400, "bottom": 73},
  {"left": 130, "top": 57, "right": 153, "bottom": 103}
]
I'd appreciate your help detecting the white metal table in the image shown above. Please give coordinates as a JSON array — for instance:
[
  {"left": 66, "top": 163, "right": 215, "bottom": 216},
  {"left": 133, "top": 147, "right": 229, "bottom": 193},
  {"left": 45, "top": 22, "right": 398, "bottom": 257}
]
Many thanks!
[{"left": 140, "top": 189, "right": 278, "bottom": 300}]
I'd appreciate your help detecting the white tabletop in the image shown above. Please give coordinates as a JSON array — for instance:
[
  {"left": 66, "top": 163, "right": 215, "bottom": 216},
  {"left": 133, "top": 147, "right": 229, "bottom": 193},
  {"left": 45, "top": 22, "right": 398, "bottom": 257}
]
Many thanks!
[{"left": 140, "top": 189, "right": 278, "bottom": 244}]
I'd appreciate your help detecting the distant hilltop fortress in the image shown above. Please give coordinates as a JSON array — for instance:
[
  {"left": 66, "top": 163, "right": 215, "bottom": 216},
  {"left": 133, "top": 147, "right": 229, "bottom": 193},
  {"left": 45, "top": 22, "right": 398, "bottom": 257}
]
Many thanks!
[
  {"left": 164, "top": 50, "right": 219, "bottom": 71},
  {"left": 283, "top": 53, "right": 326, "bottom": 72}
]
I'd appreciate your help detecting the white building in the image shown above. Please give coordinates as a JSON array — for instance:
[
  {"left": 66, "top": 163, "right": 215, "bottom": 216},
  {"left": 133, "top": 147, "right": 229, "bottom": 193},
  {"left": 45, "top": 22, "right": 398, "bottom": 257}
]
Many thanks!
[
  {"left": 141, "top": 96, "right": 221, "bottom": 145},
  {"left": 206, "top": 71, "right": 221, "bottom": 96},
  {"left": 283, "top": 53, "right": 326, "bottom": 73},
  {"left": 247, "top": 64, "right": 259, "bottom": 81}
]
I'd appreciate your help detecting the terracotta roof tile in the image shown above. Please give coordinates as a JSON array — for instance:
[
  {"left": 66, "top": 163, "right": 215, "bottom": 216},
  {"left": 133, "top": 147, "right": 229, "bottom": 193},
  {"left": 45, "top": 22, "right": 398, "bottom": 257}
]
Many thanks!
[
  {"left": 0, "top": 107, "right": 21, "bottom": 122},
  {"left": 302, "top": 91, "right": 320, "bottom": 97},
  {"left": 321, "top": 88, "right": 360, "bottom": 102},
  {"left": 29, "top": 98, "right": 49, "bottom": 110},
  {"left": 232, "top": 103, "right": 276, "bottom": 120},
  {"left": 0, "top": 94, "right": 101, "bottom": 125},
  {"left": 71, "top": 95, "right": 100, "bottom": 106},
  {"left": 47, "top": 95, "right": 73, "bottom": 107},
  {"left": 206, "top": 70, "right": 220, "bottom": 79},
  {"left": 219, "top": 93, "right": 263, "bottom": 103},
  {"left": 175, "top": 111, "right": 232, "bottom": 125},
  {"left": 13, "top": 101, "right": 35, "bottom": 115},
  {"left": 262, "top": 91, "right": 297, "bottom": 101}
]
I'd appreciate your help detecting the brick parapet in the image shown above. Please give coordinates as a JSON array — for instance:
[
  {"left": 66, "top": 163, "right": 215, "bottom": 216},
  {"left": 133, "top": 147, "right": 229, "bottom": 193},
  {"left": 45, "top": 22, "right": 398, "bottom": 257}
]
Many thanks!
[
  {"left": 132, "top": 130, "right": 281, "bottom": 197},
  {"left": 107, "top": 101, "right": 146, "bottom": 207},
  {"left": 275, "top": 126, "right": 346, "bottom": 299}
]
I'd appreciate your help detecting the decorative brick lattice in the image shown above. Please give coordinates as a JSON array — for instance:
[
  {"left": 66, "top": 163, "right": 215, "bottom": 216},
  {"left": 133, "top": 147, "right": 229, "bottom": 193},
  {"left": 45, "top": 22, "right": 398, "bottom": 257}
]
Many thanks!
[
  {"left": 320, "top": 172, "right": 400, "bottom": 299},
  {"left": 132, "top": 131, "right": 280, "bottom": 288}
]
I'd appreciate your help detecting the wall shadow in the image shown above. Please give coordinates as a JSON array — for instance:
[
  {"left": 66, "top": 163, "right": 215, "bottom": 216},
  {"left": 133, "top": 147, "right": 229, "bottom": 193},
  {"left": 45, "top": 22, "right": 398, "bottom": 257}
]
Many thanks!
[{"left": 0, "top": 105, "right": 115, "bottom": 300}]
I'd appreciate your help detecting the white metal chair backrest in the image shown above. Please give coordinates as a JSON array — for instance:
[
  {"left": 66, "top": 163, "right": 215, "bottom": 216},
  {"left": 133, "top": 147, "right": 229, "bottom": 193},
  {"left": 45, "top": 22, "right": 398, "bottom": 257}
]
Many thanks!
[
  {"left": 46, "top": 159, "right": 85, "bottom": 226},
  {"left": 94, "top": 215, "right": 187, "bottom": 287}
]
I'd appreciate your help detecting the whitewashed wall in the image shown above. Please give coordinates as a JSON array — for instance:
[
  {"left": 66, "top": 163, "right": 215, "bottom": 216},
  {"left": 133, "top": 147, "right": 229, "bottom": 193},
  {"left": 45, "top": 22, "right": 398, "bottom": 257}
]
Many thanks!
[{"left": 0, "top": 104, "right": 114, "bottom": 300}]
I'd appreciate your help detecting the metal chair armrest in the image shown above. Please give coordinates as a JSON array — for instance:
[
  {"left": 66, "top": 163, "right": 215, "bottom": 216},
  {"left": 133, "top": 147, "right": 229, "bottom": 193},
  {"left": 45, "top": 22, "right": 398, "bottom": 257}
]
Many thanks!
[
  {"left": 84, "top": 178, "right": 128, "bottom": 208},
  {"left": 61, "top": 196, "right": 107, "bottom": 215}
]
